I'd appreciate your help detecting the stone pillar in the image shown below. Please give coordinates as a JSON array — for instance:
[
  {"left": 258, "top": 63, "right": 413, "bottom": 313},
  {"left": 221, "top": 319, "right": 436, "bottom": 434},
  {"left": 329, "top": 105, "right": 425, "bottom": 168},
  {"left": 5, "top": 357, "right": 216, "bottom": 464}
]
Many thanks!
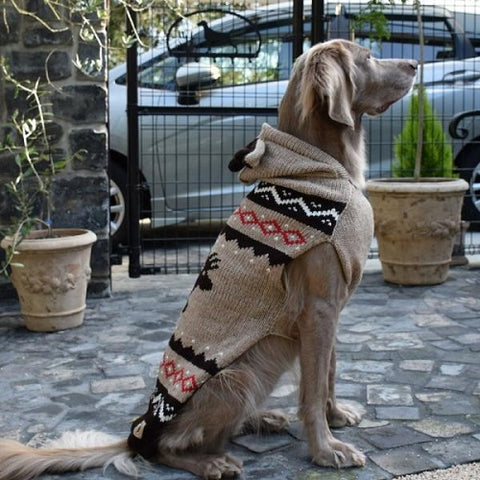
[{"left": 0, "top": 1, "right": 111, "bottom": 298}]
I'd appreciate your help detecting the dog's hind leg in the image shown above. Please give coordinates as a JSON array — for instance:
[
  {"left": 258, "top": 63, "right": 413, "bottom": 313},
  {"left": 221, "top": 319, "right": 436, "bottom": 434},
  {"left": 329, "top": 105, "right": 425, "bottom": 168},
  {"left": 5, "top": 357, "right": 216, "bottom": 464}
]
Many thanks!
[
  {"left": 154, "top": 380, "right": 246, "bottom": 478},
  {"left": 155, "top": 336, "right": 297, "bottom": 477},
  {"left": 155, "top": 366, "right": 256, "bottom": 477},
  {"left": 157, "top": 451, "right": 242, "bottom": 480}
]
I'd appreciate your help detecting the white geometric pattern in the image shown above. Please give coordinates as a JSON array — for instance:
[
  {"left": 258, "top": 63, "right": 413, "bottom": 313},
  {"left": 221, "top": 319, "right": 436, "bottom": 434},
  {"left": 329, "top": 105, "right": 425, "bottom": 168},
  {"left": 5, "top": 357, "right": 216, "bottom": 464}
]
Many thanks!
[
  {"left": 151, "top": 392, "right": 176, "bottom": 423},
  {"left": 255, "top": 183, "right": 341, "bottom": 220}
]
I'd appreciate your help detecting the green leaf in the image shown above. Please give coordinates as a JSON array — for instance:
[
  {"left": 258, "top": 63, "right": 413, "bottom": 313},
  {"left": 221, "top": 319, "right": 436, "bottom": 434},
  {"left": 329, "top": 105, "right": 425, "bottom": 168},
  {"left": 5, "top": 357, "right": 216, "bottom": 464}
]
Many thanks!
[{"left": 53, "top": 160, "right": 67, "bottom": 170}]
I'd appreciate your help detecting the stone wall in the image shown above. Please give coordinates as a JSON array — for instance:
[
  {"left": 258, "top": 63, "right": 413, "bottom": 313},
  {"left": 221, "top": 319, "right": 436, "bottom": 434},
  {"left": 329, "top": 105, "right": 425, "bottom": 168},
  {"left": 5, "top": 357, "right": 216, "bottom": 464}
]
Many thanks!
[{"left": 0, "top": 0, "right": 110, "bottom": 298}]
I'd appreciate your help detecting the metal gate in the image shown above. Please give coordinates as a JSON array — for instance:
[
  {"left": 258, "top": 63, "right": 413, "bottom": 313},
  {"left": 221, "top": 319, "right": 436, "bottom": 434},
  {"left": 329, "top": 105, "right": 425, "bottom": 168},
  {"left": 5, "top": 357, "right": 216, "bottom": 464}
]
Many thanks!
[
  {"left": 112, "top": 0, "right": 480, "bottom": 277},
  {"left": 119, "top": 0, "right": 329, "bottom": 276}
]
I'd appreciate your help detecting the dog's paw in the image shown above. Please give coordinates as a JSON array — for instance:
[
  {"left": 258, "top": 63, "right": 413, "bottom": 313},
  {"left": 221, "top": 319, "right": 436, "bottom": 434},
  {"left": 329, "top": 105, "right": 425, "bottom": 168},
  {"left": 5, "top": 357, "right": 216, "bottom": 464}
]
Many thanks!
[
  {"left": 312, "top": 440, "right": 366, "bottom": 469},
  {"left": 201, "top": 454, "right": 243, "bottom": 479},
  {"left": 241, "top": 409, "right": 290, "bottom": 434},
  {"left": 327, "top": 402, "right": 362, "bottom": 428},
  {"left": 258, "top": 409, "right": 290, "bottom": 432}
]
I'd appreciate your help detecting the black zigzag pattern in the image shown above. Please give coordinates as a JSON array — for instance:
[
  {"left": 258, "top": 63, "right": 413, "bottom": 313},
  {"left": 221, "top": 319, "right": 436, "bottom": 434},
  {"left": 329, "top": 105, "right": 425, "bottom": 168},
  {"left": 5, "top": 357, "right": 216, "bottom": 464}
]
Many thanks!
[
  {"left": 223, "top": 224, "right": 291, "bottom": 267},
  {"left": 193, "top": 252, "right": 220, "bottom": 291},
  {"left": 169, "top": 335, "right": 221, "bottom": 376},
  {"left": 248, "top": 181, "right": 346, "bottom": 235}
]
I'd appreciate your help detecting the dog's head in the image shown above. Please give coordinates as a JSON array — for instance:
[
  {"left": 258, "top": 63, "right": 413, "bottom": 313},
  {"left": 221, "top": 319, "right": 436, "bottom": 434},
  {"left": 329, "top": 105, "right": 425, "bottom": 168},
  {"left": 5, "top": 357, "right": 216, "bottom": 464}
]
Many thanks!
[{"left": 288, "top": 39, "right": 417, "bottom": 129}]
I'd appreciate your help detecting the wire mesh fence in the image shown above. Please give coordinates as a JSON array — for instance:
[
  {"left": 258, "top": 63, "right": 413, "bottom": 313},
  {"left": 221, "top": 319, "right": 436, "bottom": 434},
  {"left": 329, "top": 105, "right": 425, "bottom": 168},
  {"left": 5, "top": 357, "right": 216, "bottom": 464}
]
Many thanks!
[{"left": 108, "top": 0, "right": 480, "bottom": 274}]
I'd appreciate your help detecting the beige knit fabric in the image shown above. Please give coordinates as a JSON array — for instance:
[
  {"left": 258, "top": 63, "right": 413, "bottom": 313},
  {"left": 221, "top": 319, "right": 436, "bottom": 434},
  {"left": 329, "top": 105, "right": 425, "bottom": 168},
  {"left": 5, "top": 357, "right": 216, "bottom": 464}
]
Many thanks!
[{"left": 128, "top": 123, "right": 374, "bottom": 457}]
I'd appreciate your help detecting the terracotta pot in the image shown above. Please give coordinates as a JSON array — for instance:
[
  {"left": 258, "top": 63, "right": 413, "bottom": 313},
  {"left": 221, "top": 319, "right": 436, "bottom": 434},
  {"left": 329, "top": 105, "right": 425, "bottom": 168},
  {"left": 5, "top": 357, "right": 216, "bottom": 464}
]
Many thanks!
[
  {"left": 366, "top": 178, "right": 468, "bottom": 285},
  {"left": 1, "top": 229, "right": 97, "bottom": 331}
]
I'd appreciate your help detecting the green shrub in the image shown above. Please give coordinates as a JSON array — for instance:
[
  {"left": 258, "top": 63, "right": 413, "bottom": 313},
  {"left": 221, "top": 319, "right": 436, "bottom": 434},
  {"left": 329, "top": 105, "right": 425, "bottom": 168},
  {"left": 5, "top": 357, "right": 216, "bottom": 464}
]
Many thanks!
[{"left": 393, "top": 87, "right": 454, "bottom": 178}]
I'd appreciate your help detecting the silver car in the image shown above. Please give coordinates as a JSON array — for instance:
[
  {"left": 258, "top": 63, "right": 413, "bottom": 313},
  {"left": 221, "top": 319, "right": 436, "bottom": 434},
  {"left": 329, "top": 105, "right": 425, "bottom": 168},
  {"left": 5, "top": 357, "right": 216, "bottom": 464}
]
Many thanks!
[{"left": 108, "top": 2, "right": 480, "bottom": 246}]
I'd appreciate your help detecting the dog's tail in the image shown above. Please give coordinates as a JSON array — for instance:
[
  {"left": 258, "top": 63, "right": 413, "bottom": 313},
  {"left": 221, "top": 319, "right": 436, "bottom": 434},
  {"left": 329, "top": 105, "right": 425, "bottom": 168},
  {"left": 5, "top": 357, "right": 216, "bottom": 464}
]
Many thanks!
[{"left": 0, "top": 430, "right": 139, "bottom": 480}]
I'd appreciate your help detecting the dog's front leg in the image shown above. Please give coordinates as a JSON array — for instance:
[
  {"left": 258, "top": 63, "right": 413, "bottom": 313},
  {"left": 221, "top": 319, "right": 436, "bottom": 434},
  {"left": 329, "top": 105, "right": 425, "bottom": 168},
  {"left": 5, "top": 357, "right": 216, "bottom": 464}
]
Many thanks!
[
  {"left": 286, "top": 245, "right": 365, "bottom": 468},
  {"left": 297, "top": 300, "right": 365, "bottom": 469}
]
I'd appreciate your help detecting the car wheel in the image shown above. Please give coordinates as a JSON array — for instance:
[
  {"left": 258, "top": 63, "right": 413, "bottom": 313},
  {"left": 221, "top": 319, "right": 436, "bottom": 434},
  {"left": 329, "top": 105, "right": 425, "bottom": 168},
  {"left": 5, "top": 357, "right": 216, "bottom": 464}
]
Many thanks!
[
  {"left": 109, "top": 162, "right": 128, "bottom": 247},
  {"left": 456, "top": 144, "right": 480, "bottom": 228}
]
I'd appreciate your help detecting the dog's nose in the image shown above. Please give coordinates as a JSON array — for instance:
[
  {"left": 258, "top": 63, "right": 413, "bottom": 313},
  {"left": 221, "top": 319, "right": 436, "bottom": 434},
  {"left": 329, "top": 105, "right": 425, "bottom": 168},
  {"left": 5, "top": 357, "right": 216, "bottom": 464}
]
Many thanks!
[{"left": 408, "top": 60, "right": 418, "bottom": 71}]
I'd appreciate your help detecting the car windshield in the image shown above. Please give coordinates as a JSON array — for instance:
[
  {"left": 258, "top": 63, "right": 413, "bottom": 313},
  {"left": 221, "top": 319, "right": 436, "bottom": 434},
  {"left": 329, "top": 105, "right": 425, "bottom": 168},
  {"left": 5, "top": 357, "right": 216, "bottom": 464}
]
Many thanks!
[{"left": 131, "top": 10, "right": 456, "bottom": 91}]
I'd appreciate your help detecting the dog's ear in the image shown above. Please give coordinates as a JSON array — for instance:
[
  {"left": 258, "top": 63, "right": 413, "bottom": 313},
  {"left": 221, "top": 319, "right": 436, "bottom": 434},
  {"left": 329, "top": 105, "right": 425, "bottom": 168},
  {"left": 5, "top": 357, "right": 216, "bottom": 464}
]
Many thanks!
[{"left": 299, "top": 42, "right": 356, "bottom": 128}]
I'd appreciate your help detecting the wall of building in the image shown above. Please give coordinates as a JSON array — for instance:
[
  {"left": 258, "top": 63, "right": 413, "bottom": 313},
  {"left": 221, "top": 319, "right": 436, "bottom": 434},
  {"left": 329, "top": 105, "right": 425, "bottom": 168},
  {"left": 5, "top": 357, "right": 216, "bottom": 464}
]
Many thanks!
[{"left": 0, "top": 0, "right": 110, "bottom": 298}]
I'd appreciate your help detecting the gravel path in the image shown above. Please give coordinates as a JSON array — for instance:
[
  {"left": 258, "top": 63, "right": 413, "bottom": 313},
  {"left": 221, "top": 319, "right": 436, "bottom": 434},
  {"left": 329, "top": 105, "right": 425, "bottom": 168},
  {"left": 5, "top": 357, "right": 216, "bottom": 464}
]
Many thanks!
[{"left": 397, "top": 463, "right": 480, "bottom": 479}]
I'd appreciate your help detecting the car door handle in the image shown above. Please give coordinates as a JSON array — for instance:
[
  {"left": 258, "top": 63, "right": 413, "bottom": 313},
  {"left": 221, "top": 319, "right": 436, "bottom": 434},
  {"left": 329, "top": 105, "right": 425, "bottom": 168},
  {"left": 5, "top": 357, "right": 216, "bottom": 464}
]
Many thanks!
[{"left": 442, "top": 70, "right": 480, "bottom": 84}]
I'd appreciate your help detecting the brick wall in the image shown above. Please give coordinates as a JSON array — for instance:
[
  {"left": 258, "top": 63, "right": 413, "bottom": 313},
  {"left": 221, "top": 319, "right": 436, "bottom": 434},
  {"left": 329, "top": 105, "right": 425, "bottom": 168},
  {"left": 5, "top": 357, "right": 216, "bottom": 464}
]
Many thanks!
[{"left": 0, "top": 0, "right": 110, "bottom": 298}]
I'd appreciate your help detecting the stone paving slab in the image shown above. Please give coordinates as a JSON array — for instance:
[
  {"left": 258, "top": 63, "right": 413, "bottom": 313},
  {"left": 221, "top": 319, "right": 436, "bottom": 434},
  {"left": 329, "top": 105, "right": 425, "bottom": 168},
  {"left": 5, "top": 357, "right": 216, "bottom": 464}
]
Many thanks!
[{"left": 0, "top": 264, "right": 479, "bottom": 479}]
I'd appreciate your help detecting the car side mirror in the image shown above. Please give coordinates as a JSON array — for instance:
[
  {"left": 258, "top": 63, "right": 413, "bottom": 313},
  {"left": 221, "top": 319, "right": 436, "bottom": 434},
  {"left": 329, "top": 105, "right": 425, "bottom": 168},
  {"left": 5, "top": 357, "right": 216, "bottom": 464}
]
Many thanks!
[{"left": 176, "top": 62, "right": 221, "bottom": 105}]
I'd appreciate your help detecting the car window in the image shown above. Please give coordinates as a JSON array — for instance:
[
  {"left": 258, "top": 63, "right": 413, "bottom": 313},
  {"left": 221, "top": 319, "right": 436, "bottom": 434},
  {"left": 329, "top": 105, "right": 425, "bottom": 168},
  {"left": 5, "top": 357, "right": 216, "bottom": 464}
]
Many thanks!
[
  {"left": 197, "top": 36, "right": 285, "bottom": 87},
  {"left": 135, "top": 23, "right": 310, "bottom": 90},
  {"left": 137, "top": 55, "right": 178, "bottom": 90},
  {"left": 199, "top": 23, "right": 312, "bottom": 87},
  {"left": 129, "top": 9, "right": 455, "bottom": 92},
  {"left": 355, "top": 18, "right": 454, "bottom": 62}
]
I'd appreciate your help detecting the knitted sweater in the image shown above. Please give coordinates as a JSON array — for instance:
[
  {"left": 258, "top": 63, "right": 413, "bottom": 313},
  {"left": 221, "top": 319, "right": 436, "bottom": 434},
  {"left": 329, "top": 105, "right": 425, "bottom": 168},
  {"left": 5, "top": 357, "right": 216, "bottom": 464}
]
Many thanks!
[{"left": 128, "top": 123, "right": 374, "bottom": 457}]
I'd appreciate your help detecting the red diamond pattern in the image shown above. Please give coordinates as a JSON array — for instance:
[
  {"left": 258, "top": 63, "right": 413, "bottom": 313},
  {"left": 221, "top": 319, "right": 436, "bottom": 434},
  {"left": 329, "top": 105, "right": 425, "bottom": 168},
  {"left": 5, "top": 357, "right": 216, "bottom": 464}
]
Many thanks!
[
  {"left": 161, "top": 358, "right": 198, "bottom": 393},
  {"left": 234, "top": 208, "right": 306, "bottom": 246}
]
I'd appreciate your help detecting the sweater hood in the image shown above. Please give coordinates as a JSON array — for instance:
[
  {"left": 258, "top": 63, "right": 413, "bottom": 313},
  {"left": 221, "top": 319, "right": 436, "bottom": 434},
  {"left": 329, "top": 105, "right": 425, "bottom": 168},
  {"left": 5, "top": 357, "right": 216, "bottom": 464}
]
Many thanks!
[{"left": 239, "top": 123, "right": 352, "bottom": 185}]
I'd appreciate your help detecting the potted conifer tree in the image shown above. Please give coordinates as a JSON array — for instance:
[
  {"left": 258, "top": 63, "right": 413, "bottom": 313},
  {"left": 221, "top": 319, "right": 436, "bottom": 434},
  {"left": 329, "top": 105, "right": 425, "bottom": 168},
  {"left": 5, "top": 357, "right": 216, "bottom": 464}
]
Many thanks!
[{"left": 366, "top": 88, "right": 468, "bottom": 285}]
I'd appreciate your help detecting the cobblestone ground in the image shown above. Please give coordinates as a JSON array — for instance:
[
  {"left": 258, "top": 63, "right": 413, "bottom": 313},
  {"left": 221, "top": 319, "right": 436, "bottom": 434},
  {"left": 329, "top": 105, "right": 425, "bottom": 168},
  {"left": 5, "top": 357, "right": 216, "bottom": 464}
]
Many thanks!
[{"left": 0, "top": 263, "right": 479, "bottom": 479}]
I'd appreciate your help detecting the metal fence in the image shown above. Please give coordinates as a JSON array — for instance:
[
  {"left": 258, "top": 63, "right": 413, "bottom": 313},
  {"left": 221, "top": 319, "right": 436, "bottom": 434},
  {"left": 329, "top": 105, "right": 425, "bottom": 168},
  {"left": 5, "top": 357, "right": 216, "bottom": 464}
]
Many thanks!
[{"left": 109, "top": 0, "right": 480, "bottom": 275}]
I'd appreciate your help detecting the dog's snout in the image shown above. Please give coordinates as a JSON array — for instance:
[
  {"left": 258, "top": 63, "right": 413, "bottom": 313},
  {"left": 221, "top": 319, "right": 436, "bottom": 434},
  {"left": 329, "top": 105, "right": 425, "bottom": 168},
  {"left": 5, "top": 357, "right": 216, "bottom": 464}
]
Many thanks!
[
  {"left": 404, "top": 60, "right": 418, "bottom": 73},
  {"left": 408, "top": 60, "right": 418, "bottom": 71},
  {"left": 395, "top": 59, "right": 418, "bottom": 78}
]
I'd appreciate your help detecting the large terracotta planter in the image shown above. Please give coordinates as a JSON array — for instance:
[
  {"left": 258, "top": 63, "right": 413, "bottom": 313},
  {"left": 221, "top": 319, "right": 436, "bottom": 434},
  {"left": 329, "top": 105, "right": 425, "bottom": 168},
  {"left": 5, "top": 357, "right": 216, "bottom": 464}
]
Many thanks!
[
  {"left": 1, "top": 228, "right": 97, "bottom": 332},
  {"left": 366, "top": 178, "right": 468, "bottom": 285}
]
